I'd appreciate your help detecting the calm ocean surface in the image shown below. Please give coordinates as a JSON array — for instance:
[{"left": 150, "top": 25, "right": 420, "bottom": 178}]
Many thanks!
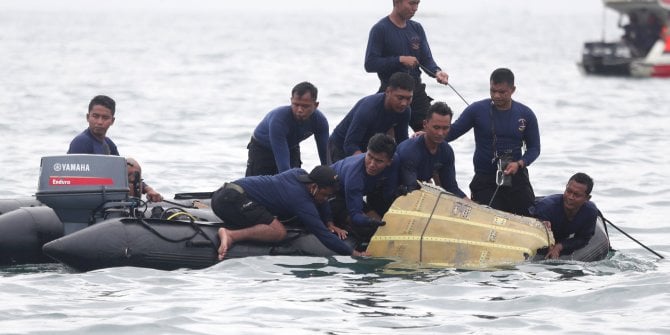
[{"left": 1, "top": 1, "right": 669, "bottom": 334}]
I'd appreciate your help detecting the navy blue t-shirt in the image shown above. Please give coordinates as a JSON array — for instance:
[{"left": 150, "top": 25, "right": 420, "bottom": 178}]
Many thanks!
[
  {"left": 330, "top": 153, "right": 400, "bottom": 227},
  {"left": 67, "top": 128, "right": 119, "bottom": 155},
  {"left": 365, "top": 16, "right": 441, "bottom": 84},
  {"left": 235, "top": 168, "right": 352, "bottom": 255},
  {"left": 446, "top": 99, "right": 540, "bottom": 175},
  {"left": 531, "top": 194, "right": 598, "bottom": 254},
  {"left": 396, "top": 135, "right": 466, "bottom": 198},
  {"left": 330, "top": 93, "right": 410, "bottom": 156},
  {"left": 252, "top": 106, "right": 329, "bottom": 172}
]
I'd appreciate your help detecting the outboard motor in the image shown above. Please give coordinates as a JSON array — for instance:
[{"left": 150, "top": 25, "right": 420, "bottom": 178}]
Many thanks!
[
  {"left": 0, "top": 155, "right": 131, "bottom": 265},
  {"left": 35, "top": 154, "right": 130, "bottom": 234}
]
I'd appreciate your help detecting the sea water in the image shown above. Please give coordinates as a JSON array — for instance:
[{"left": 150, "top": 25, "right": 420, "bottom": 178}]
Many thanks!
[{"left": 1, "top": 1, "right": 669, "bottom": 334}]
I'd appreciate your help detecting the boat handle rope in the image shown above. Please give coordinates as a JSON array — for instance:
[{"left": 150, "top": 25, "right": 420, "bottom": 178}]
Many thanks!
[
  {"left": 133, "top": 213, "right": 218, "bottom": 249},
  {"left": 89, "top": 198, "right": 147, "bottom": 224},
  {"left": 418, "top": 63, "right": 470, "bottom": 106},
  {"left": 160, "top": 199, "right": 200, "bottom": 209},
  {"left": 598, "top": 210, "right": 664, "bottom": 259},
  {"left": 133, "top": 209, "right": 306, "bottom": 253}
]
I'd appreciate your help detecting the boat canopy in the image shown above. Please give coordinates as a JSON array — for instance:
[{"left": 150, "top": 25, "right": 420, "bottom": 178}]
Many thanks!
[{"left": 604, "top": 0, "right": 670, "bottom": 19}]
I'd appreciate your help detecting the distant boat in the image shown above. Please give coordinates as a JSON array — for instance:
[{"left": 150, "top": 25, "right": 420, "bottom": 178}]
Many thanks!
[{"left": 579, "top": 0, "right": 670, "bottom": 77}]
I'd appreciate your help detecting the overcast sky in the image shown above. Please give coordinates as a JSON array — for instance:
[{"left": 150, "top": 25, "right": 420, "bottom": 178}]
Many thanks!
[{"left": 0, "top": 0, "right": 606, "bottom": 15}]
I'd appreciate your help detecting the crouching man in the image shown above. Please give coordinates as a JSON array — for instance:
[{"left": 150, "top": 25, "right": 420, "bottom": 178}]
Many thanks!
[
  {"left": 211, "top": 165, "right": 368, "bottom": 260},
  {"left": 329, "top": 133, "right": 401, "bottom": 249}
]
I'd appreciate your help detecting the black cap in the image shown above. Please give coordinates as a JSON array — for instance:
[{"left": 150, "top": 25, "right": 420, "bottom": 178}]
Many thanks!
[{"left": 297, "top": 166, "right": 339, "bottom": 188}]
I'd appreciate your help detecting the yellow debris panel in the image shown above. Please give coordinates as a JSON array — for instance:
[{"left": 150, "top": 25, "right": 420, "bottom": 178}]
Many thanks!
[{"left": 367, "top": 185, "right": 554, "bottom": 269}]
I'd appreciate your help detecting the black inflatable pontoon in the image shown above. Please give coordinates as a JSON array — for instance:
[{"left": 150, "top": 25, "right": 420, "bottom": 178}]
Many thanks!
[
  {"left": 0, "top": 154, "right": 219, "bottom": 266},
  {"left": 42, "top": 217, "right": 352, "bottom": 272}
]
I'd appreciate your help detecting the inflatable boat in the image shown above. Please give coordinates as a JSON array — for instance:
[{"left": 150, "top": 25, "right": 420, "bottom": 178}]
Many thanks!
[
  {"left": 42, "top": 185, "right": 610, "bottom": 272},
  {"left": 1, "top": 154, "right": 356, "bottom": 270},
  {"left": 3, "top": 154, "right": 610, "bottom": 272}
]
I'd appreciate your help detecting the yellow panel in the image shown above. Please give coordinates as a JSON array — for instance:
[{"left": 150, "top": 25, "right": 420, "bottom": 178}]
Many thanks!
[{"left": 367, "top": 184, "right": 554, "bottom": 269}]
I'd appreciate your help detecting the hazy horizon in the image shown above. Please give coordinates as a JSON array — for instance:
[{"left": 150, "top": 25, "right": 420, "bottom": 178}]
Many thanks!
[{"left": 0, "top": 0, "right": 606, "bottom": 15}]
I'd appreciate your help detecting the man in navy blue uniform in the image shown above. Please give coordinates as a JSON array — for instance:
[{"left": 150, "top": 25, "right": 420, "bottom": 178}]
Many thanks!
[
  {"left": 212, "top": 165, "right": 367, "bottom": 260},
  {"left": 329, "top": 134, "right": 400, "bottom": 247},
  {"left": 446, "top": 68, "right": 540, "bottom": 216},
  {"left": 67, "top": 95, "right": 162, "bottom": 202},
  {"left": 531, "top": 173, "right": 598, "bottom": 259},
  {"left": 328, "top": 72, "right": 413, "bottom": 163},
  {"left": 68, "top": 95, "right": 119, "bottom": 155},
  {"left": 246, "top": 82, "right": 329, "bottom": 177},
  {"left": 397, "top": 101, "right": 467, "bottom": 198},
  {"left": 364, "top": 0, "right": 450, "bottom": 132}
]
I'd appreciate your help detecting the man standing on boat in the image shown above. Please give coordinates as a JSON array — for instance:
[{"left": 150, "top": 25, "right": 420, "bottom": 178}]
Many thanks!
[
  {"left": 396, "top": 101, "right": 467, "bottom": 198},
  {"left": 67, "top": 95, "right": 163, "bottom": 202},
  {"left": 328, "top": 72, "right": 413, "bottom": 163},
  {"left": 446, "top": 68, "right": 540, "bottom": 216},
  {"left": 245, "top": 82, "right": 329, "bottom": 177},
  {"left": 329, "top": 133, "right": 400, "bottom": 249},
  {"left": 212, "top": 165, "right": 367, "bottom": 260},
  {"left": 531, "top": 173, "right": 598, "bottom": 259},
  {"left": 364, "top": 0, "right": 449, "bottom": 132}
]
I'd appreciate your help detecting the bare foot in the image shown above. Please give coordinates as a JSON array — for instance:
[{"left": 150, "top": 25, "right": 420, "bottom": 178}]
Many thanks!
[{"left": 217, "top": 228, "right": 232, "bottom": 260}]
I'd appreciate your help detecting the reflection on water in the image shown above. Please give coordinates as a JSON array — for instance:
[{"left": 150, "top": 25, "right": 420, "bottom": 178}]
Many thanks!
[{"left": 0, "top": 263, "right": 66, "bottom": 277}]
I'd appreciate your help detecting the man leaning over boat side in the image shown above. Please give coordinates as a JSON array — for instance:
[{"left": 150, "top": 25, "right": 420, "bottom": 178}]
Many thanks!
[
  {"left": 328, "top": 72, "right": 413, "bottom": 164},
  {"left": 211, "top": 165, "right": 368, "bottom": 260},
  {"left": 530, "top": 173, "right": 598, "bottom": 259},
  {"left": 329, "top": 133, "right": 401, "bottom": 249},
  {"left": 446, "top": 68, "right": 540, "bottom": 216},
  {"left": 245, "top": 82, "right": 329, "bottom": 177},
  {"left": 396, "top": 101, "right": 468, "bottom": 199},
  {"left": 66, "top": 95, "right": 163, "bottom": 202},
  {"left": 364, "top": 0, "right": 450, "bottom": 132}
]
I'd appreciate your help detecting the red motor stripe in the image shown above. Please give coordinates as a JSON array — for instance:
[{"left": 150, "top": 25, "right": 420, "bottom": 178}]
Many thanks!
[{"left": 49, "top": 176, "right": 115, "bottom": 186}]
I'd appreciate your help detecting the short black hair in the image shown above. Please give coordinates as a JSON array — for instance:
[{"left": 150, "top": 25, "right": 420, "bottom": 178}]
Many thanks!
[
  {"left": 292, "top": 82, "right": 318, "bottom": 101},
  {"left": 388, "top": 72, "right": 416, "bottom": 92},
  {"left": 367, "top": 133, "right": 396, "bottom": 159},
  {"left": 88, "top": 95, "right": 116, "bottom": 115},
  {"left": 490, "top": 68, "right": 515, "bottom": 86},
  {"left": 569, "top": 172, "right": 594, "bottom": 195},
  {"left": 426, "top": 101, "right": 453, "bottom": 120}
]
